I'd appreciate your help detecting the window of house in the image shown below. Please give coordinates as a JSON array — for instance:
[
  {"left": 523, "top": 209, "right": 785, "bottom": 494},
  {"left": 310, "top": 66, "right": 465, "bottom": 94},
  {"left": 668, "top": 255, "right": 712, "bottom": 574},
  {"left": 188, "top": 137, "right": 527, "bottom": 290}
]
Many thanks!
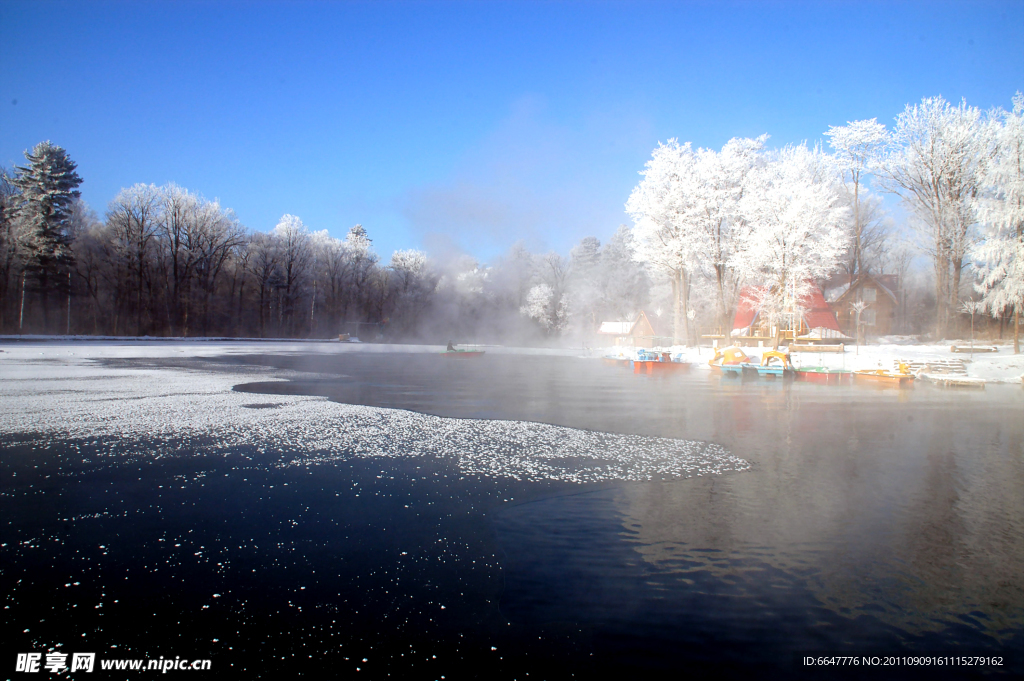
[
  {"left": 862, "top": 309, "right": 876, "bottom": 325},
  {"left": 861, "top": 287, "right": 876, "bottom": 302}
]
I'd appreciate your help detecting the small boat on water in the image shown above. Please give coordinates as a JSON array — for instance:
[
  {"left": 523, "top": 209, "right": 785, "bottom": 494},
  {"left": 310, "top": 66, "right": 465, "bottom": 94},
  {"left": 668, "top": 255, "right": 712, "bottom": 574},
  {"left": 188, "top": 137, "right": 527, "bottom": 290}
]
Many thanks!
[
  {"left": 630, "top": 349, "right": 691, "bottom": 374},
  {"left": 709, "top": 346, "right": 749, "bottom": 376},
  {"left": 733, "top": 350, "right": 794, "bottom": 379},
  {"left": 632, "top": 359, "right": 691, "bottom": 374},
  {"left": 794, "top": 367, "right": 854, "bottom": 385},
  {"left": 752, "top": 350, "right": 795, "bottom": 379},
  {"left": 718, "top": 364, "right": 746, "bottom": 377},
  {"left": 853, "top": 363, "right": 915, "bottom": 386},
  {"left": 443, "top": 350, "right": 485, "bottom": 358}
]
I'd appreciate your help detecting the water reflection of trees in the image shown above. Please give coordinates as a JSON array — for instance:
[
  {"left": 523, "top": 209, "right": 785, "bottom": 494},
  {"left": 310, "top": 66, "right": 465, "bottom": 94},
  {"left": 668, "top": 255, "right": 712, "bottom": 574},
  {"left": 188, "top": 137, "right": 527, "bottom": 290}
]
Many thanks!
[{"left": 614, "top": 388, "right": 1024, "bottom": 639}]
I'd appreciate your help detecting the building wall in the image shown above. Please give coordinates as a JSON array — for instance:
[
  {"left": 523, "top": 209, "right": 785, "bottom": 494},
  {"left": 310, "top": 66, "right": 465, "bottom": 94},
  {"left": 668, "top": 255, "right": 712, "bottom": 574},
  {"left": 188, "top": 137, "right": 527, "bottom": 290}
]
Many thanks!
[{"left": 833, "top": 283, "right": 897, "bottom": 336}]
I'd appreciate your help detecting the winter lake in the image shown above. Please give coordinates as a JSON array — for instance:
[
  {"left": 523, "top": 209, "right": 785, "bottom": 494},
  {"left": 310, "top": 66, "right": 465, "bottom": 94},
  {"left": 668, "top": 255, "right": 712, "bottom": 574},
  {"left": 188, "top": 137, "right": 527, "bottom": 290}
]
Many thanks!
[{"left": 1, "top": 341, "right": 1022, "bottom": 678}]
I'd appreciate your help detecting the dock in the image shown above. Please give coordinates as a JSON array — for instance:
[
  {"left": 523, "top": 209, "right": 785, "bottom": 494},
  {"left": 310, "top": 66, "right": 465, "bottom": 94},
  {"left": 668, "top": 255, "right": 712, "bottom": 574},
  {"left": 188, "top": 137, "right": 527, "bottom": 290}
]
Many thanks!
[{"left": 919, "top": 374, "right": 986, "bottom": 389}]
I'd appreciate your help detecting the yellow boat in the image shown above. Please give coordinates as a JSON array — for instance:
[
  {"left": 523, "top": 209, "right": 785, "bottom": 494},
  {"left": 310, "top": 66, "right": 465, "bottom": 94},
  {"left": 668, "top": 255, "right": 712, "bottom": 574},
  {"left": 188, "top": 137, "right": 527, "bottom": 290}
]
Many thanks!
[
  {"left": 853, "top": 362, "right": 915, "bottom": 387},
  {"left": 744, "top": 350, "right": 795, "bottom": 379},
  {"left": 708, "top": 346, "right": 749, "bottom": 375}
]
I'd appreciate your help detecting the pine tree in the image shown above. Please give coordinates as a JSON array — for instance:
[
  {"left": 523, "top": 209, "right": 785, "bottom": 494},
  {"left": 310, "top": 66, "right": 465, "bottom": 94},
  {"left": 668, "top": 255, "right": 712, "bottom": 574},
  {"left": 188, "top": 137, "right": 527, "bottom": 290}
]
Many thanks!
[{"left": 10, "top": 141, "right": 83, "bottom": 330}]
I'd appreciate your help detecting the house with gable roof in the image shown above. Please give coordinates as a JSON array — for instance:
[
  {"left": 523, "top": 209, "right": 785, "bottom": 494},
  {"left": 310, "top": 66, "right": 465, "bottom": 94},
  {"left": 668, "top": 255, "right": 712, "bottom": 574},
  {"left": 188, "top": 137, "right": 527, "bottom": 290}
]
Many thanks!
[
  {"left": 597, "top": 310, "right": 673, "bottom": 348},
  {"left": 827, "top": 273, "right": 900, "bottom": 337},
  {"left": 732, "top": 282, "right": 845, "bottom": 342}
]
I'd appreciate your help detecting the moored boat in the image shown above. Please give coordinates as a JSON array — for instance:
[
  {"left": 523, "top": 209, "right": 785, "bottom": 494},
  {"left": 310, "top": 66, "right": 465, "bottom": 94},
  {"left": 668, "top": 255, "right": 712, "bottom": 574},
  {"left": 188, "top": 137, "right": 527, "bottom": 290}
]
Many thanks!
[
  {"left": 632, "top": 360, "right": 692, "bottom": 374},
  {"left": 794, "top": 367, "right": 854, "bottom": 385},
  {"left": 443, "top": 350, "right": 485, "bottom": 358},
  {"left": 708, "top": 346, "right": 749, "bottom": 376},
  {"left": 853, "top": 363, "right": 915, "bottom": 386},
  {"left": 742, "top": 350, "right": 795, "bottom": 379},
  {"left": 717, "top": 364, "right": 746, "bottom": 377}
]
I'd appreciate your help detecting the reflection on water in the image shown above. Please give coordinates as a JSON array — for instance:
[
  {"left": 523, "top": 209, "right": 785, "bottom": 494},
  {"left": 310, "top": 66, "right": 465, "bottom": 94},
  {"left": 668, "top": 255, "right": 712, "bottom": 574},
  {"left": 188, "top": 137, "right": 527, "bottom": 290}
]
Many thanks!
[{"left": 228, "top": 350, "right": 1024, "bottom": 669}]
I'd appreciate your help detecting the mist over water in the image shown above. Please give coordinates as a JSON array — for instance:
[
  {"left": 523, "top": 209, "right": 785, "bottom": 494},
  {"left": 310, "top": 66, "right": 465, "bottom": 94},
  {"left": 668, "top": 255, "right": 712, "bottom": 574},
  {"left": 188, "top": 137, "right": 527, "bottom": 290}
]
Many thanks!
[
  {"left": 2, "top": 345, "right": 1021, "bottom": 678},
  {"left": 231, "top": 351, "right": 1024, "bottom": 666}
]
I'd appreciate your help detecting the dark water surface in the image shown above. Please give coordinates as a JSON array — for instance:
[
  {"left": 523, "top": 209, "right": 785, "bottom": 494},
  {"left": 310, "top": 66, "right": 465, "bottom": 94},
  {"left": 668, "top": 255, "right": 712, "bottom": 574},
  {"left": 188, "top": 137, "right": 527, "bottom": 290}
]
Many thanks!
[{"left": 3, "top": 348, "right": 1022, "bottom": 679}]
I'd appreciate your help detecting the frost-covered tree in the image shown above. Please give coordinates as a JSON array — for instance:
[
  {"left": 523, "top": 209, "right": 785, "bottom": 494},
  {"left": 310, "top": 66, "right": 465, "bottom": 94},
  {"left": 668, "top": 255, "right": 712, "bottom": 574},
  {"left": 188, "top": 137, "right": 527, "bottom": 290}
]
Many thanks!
[
  {"left": 538, "top": 252, "right": 571, "bottom": 334},
  {"left": 245, "top": 231, "right": 281, "bottom": 337},
  {"left": 877, "top": 96, "right": 986, "bottom": 337},
  {"left": 825, "top": 119, "right": 889, "bottom": 286},
  {"left": 564, "top": 230, "right": 651, "bottom": 336},
  {"left": 98, "top": 183, "right": 246, "bottom": 336},
  {"left": 688, "top": 136, "right": 765, "bottom": 332},
  {"left": 272, "top": 214, "right": 313, "bottom": 333},
  {"left": 731, "top": 143, "right": 849, "bottom": 346},
  {"left": 971, "top": 93, "right": 1024, "bottom": 353},
  {"left": 0, "top": 168, "right": 24, "bottom": 329},
  {"left": 626, "top": 139, "right": 697, "bottom": 343},
  {"left": 157, "top": 184, "right": 202, "bottom": 334},
  {"left": 627, "top": 136, "right": 765, "bottom": 341},
  {"left": 490, "top": 241, "right": 535, "bottom": 312},
  {"left": 389, "top": 249, "right": 428, "bottom": 293},
  {"left": 69, "top": 219, "right": 113, "bottom": 334},
  {"left": 566, "top": 236, "right": 603, "bottom": 332},
  {"left": 598, "top": 225, "right": 650, "bottom": 322},
  {"left": 9, "top": 142, "right": 83, "bottom": 330},
  {"left": 384, "top": 249, "right": 433, "bottom": 336},
  {"left": 106, "top": 184, "right": 161, "bottom": 334},
  {"left": 515, "top": 252, "right": 569, "bottom": 336},
  {"left": 521, "top": 283, "right": 567, "bottom": 333},
  {"left": 311, "top": 230, "right": 346, "bottom": 329},
  {"left": 345, "top": 224, "right": 378, "bottom": 320},
  {"left": 188, "top": 200, "right": 244, "bottom": 335},
  {"left": 834, "top": 190, "right": 894, "bottom": 283},
  {"left": 68, "top": 197, "right": 100, "bottom": 242}
]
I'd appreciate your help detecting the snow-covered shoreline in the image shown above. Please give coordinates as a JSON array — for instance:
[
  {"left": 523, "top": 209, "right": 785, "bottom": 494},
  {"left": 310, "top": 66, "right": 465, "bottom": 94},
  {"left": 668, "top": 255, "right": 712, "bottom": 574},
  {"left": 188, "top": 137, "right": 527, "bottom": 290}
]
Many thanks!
[
  {"left": 597, "top": 340, "right": 1024, "bottom": 384},
  {"left": 1, "top": 334, "right": 1021, "bottom": 383}
]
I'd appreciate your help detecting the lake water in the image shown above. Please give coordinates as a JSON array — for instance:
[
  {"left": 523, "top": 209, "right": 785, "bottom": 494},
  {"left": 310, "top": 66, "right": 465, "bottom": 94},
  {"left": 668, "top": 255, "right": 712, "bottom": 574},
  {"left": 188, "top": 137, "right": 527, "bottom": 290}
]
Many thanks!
[{"left": 2, "top": 347, "right": 1021, "bottom": 678}]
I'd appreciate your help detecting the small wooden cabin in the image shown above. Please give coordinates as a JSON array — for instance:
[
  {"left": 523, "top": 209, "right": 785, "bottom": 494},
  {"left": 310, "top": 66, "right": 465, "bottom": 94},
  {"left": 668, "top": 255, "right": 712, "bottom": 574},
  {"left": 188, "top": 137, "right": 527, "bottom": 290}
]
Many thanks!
[
  {"left": 597, "top": 311, "right": 670, "bottom": 348},
  {"left": 829, "top": 274, "right": 899, "bottom": 337}
]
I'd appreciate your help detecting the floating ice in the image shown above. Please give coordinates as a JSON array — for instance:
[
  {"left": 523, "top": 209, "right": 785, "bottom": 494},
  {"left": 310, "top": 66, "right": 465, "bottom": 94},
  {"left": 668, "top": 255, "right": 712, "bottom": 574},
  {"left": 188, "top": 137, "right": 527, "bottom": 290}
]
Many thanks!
[{"left": 0, "top": 348, "right": 750, "bottom": 483}]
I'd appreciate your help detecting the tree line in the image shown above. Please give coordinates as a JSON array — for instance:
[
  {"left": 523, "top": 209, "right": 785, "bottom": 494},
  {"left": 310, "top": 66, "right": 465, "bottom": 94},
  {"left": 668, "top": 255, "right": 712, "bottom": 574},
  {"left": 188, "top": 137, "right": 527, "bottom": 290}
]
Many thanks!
[
  {"left": 0, "top": 147, "right": 648, "bottom": 343},
  {"left": 626, "top": 93, "right": 1023, "bottom": 351},
  {"left": 1, "top": 93, "right": 1020, "bottom": 349}
]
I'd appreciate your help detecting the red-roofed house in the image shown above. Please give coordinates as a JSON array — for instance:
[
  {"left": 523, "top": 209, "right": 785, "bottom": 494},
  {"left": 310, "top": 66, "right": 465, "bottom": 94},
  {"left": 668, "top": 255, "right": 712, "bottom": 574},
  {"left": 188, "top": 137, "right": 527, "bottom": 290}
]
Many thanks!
[{"left": 732, "top": 282, "right": 844, "bottom": 341}]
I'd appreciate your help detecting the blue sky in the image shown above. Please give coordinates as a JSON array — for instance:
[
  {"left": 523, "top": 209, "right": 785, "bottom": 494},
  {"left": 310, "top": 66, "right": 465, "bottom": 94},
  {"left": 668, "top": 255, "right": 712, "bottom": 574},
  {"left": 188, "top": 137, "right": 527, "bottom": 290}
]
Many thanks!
[{"left": 1, "top": 0, "right": 1021, "bottom": 262}]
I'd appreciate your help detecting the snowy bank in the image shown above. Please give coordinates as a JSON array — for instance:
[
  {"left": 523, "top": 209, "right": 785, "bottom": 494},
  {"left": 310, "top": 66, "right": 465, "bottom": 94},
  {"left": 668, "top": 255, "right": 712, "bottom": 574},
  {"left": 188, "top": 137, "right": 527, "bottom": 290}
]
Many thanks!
[{"left": 596, "top": 341, "right": 1024, "bottom": 384}]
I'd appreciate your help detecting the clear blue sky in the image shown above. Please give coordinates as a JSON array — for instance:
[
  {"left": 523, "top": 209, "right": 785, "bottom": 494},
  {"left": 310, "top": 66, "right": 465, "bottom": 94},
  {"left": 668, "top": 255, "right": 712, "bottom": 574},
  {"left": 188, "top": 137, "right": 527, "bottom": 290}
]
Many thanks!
[{"left": 2, "top": 0, "right": 1021, "bottom": 262}]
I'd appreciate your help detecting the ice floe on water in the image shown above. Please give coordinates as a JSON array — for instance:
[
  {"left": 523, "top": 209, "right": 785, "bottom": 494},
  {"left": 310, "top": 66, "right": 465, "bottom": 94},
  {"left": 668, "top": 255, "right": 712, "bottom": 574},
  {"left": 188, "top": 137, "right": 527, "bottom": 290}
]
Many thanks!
[{"left": 0, "top": 345, "right": 750, "bottom": 483}]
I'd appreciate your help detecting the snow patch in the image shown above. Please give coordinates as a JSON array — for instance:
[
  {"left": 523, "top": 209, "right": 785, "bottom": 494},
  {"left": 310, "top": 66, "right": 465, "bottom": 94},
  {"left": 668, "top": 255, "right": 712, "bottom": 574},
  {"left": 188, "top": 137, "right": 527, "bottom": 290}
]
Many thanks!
[{"left": 0, "top": 342, "right": 750, "bottom": 483}]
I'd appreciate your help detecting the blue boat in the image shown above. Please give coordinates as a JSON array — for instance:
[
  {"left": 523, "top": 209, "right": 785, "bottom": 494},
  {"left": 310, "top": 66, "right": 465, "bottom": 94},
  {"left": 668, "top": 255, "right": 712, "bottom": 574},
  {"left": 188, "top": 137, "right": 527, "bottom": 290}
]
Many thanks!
[
  {"left": 718, "top": 364, "right": 746, "bottom": 377},
  {"left": 727, "top": 350, "right": 795, "bottom": 379},
  {"left": 744, "top": 362, "right": 792, "bottom": 378}
]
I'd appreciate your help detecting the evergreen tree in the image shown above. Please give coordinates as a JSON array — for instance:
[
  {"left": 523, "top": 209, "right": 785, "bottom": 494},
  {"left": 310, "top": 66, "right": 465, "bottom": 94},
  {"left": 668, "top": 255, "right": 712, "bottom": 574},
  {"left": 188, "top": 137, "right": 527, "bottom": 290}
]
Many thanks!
[
  {"left": 0, "top": 169, "right": 23, "bottom": 329},
  {"left": 10, "top": 142, "right": 83, "bottom": 329}
]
